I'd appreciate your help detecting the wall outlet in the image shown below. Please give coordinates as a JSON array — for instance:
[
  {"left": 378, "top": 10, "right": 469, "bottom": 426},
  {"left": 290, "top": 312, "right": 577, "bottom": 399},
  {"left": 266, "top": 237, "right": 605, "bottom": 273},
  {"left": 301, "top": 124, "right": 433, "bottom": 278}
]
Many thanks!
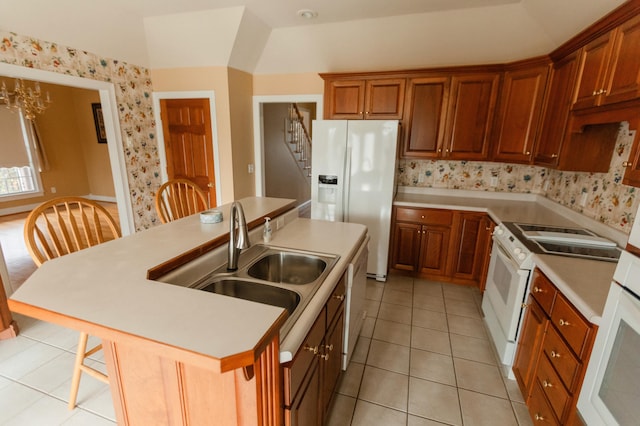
[
  {"left": 543, "top": 180, "right": 550, "bottom": 191},
  {"left": 580, "top": 192, "right": 588, "bottom": 207},
  {"left": 248, "top": 164, "right": 255, "bottom": 174},
  {"left": 490, "top": 176, "right": 498, "bottom": 187},
  {"left": 50, "top": 187, "right": 57, "bottom": 194},
  {"left": 276, "top": 216, "right": 285, "bottom": 230},
  {"left": 418, "top": 173, "right": 425, "bottom": 183}
]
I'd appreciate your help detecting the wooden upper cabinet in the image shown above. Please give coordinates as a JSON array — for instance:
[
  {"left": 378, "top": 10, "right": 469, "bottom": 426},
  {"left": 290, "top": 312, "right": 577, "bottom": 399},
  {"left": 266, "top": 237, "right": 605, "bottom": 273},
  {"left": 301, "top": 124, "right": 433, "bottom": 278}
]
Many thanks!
[
  {"left": 573, "top": 14, "right": 640, "bottom": 110},
  {"left": 364, "top": 79, "right": 406, "bottom": 119},
  {"left": 402, "top": 76, "right": 450, "bottom": 158},
  {"left": 492, "top": 63, "right": 550, "bottom": 164},
  {"left": 444, "top": 73, "right": 500, "bottom": 160},
  {"left": 324, "top": 77, "right": 405, "bottom": 119},
  {"left": 534, "top": 52, "right": 580, "bottom": 167}
]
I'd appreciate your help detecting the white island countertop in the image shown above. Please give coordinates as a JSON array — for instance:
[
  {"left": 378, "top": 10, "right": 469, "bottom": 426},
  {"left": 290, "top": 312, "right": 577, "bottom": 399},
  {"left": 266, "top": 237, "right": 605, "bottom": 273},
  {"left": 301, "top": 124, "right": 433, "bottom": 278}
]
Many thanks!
[
  {"left": 8, "top": 197, "right": 367, "bottom": 370},
  {"left": 394, "top": 187, "right": 624, "bottom": 324}
]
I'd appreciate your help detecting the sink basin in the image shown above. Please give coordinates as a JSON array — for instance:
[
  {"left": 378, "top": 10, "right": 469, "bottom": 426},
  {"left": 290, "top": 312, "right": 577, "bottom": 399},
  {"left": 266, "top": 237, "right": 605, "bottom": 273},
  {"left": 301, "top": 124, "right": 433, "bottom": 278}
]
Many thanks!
[
  {"left": 247, "top": 252, "right": 327, "bottom": 285},
  {"left": 198, "top": 278, "right": 300, "bottom": 315}
]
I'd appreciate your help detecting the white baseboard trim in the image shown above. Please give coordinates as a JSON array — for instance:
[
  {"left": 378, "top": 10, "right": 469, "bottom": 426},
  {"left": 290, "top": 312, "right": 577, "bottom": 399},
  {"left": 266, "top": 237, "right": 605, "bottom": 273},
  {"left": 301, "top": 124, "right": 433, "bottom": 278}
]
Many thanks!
[{"left": 0, "top": 194, "right": 117, "bottom": 216}]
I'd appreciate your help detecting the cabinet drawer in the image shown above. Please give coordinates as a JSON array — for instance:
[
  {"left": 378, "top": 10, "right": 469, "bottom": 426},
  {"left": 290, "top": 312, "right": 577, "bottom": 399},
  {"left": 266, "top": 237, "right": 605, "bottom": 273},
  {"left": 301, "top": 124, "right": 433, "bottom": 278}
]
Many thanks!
[
  {"left": 550, "top": 294, "right": 592, "bottom": 357},
  {"left": 283, "top": 310, "right": 326, "bottom": 406},
  {"left": 327, "top": 277, "right": 346, "bottom": 325},
  {"left": 531, "top": 270, "right": 557, "bottom": 316},
  {"left": 536, "top": 353, "right": 572, "bottom": 422},
  {"left": 542, "top": 326, "right": 581, "bottom": 392},
  {"left": 395, "top": 207, "right": 453, "bottom": 225},
  {"left": 529, "top": 380, "right": 561, "bottom": 425}
]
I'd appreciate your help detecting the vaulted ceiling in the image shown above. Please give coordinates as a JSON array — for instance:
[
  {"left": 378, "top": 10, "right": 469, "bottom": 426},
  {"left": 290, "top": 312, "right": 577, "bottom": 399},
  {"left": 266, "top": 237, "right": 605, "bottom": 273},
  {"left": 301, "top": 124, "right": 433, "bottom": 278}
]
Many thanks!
[{"left": 0, "top": 0, "right": 628, "bottom": 74}]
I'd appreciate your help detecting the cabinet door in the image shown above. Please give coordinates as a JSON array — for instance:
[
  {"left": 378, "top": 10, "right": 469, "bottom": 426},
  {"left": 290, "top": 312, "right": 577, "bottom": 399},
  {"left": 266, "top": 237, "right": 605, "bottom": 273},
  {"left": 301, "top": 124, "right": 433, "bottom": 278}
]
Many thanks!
[
  {"left": 450, "top": 212, "right": 486, "bottom": 285},
  {"left": 513, "top": 297, "right": 548, "bottom": 400},
  {"left": 417, "top": 225, "right": 451, "bottom": 277},
  {"left": 285, "top": 360, "right": 321, "bottom": 426},
  {"left": 324, "top": 80, "right": 366, "bottom": 119},
  {"left": 534, "top": 52, "right": 579, "bottom": 167},
  {"left": 573, "top": 32, "right": 614, "bottom": 110},
  {"left": 321, "top": 311, "right": 344, "bottom": 419},
  {"left": 390, "top": 221, "right": 422, "bottom": 272},
  {"left": 364, "top": 79, "right": 406, "bottom": 119},
  {"left": 401, "top": 76, "right": 450, "bottom": 158},
  {"left": 493, "top": 65, "right": 549, "bottom": 164},
  {"left": 622, "top": 119, "right": 640, "bottom": 187},
  {"left": 477, "top": 215, "right": 495, "bottom": 292},
  {"left": 445, "top": 73, "right": 499, "bottom": 160},
  {"left": 602, "top": 14, "right": 640, "bottom": 105}
]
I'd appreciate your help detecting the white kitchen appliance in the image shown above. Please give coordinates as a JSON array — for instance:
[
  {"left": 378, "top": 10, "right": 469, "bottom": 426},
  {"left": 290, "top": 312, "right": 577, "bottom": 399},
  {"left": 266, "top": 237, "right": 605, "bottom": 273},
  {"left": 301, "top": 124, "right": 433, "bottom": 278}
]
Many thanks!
[
  {"left": 578, "top": 218, "right": 640, "bottom": 424},
  {"left": 343, "top": 236, "right": 368, "bottom": 370},
  {"left": 311, "top": 119, "right": 399, "bottom": 281},
  {"left": 482, "top": 222, "right": 620, "bottom": 379}
]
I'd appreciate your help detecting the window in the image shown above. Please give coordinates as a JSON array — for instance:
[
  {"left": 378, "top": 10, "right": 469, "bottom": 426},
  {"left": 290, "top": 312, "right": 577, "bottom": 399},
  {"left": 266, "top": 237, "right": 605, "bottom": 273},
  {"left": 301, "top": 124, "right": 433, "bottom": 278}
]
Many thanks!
[{"left": 0, "top": 108, "right": 42, "bottom": 199}]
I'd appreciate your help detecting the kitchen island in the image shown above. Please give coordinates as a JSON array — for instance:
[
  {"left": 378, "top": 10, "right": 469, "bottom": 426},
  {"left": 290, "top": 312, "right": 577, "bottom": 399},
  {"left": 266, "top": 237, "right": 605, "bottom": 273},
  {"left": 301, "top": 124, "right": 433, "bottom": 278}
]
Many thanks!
[{"left": 7, "top": 196, "right": 367, "bottom": 425}]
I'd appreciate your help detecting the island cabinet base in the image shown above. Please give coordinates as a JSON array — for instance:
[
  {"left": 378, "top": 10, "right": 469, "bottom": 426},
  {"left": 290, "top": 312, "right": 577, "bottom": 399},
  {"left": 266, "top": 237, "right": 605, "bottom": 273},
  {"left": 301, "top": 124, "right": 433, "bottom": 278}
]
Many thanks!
[
  {"left": 0, "top": 274, "right": 19, "bottom": 340},
  {"left": 102, "top": 335, "right": 283, "bottom": 426}
]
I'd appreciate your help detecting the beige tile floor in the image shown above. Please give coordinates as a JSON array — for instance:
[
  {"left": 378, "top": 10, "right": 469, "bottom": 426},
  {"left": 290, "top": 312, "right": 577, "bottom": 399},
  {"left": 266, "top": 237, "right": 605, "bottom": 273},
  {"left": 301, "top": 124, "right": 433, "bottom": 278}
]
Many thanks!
[{"left": 325, "top": 275, "right": 533, "bottom": 426}]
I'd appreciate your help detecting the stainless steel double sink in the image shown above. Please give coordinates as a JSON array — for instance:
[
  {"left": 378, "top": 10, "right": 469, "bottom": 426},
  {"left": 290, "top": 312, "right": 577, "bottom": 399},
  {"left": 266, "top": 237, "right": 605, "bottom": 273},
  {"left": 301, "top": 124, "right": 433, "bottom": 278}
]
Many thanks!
[{"left": 163, "top": 244, "right": 339, "bottom": 338}]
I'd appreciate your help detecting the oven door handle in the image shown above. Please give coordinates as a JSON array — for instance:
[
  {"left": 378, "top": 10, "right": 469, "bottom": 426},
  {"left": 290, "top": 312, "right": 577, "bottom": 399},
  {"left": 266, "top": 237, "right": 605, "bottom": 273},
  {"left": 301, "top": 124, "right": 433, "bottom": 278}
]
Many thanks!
[{"left": 492, "top": 239, "right": 522, "bottom": 272}]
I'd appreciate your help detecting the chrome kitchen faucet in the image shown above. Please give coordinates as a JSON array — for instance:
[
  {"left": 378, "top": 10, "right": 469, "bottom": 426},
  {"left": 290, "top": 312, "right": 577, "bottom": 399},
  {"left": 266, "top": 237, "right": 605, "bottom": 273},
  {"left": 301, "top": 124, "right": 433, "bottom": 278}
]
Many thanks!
[{"left": 227, "top": 201, "right": 250, "bottom": 271}]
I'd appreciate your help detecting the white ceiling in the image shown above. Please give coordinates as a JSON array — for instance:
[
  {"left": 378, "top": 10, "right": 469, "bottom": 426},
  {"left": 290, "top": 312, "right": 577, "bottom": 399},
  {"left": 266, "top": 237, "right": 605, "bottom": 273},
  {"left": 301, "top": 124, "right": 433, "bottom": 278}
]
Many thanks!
[{"left": 0, "top": 0, "right": 628, "bottom": 74}]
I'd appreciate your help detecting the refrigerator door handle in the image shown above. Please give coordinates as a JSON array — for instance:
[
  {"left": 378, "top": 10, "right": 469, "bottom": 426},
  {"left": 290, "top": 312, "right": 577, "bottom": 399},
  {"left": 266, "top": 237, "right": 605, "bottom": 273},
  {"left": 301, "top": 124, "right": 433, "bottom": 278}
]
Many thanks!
[{"left": 343, "top": 146, "right": 352, "bottom": 222}]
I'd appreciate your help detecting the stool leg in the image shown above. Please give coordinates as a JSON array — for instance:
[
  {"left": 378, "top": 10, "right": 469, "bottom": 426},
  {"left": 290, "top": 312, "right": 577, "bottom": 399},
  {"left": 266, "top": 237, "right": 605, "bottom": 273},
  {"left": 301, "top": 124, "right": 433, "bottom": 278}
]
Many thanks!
[{"left": 68, "top": 332, "right": 88, "bottom": 410}]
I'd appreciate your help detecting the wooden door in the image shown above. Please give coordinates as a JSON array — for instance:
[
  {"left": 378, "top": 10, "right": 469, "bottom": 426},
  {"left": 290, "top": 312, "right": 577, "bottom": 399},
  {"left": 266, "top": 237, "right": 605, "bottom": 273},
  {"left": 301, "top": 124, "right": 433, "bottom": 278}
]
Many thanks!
[
  {"left": 534, "top": 52, "right": 580, "bottom": 167},
  {"left": 572, "top": 32, "right": 614, "bottom": 110},
  {"left": 160, "top": 98, "right": 216, "bottom": 206},
  {"left": 492, "top": 65, "right": 549, "bottom": 164},
  {"left": 324, "top": 80, "right": 366, "bottom": 119},
  {"left": 418, "top": 225, "right": 451, "bottom": 278},
  {"left": 402, "top": 76, "right": 450, "bottom": 158},
  {"left": 602, "top": 14, "right": 640, "bottom": 105},
  {"left": 445, "top": 73, "right": 499, "bottom": 160},
  {"left": 390, "top": 221, "right": 422, "bottom": 272},
  {"left": 364, "top": 78, "right": 406, "bottom": 119},
  {"left": 513, "top": 297, "right": 548, "bottom": 401}
]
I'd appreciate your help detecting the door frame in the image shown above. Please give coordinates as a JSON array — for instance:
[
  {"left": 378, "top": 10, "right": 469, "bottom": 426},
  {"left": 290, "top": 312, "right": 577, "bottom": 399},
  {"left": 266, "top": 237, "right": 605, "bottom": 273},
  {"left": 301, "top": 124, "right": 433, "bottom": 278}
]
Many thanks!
[
  {"left": 252, "top": 95, "right": 323, "bottom": 196},
  {"left": 0, "top": 62, "right": 135, "bottom": 236},
  {"left": 152, "top": 91, "right": 222, "bottom": 207}
]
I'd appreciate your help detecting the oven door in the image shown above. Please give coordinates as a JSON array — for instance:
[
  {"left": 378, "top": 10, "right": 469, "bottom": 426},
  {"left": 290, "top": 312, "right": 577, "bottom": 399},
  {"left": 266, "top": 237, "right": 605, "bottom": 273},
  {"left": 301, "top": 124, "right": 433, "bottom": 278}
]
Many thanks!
[
  {"left": 578, "top": 281, "right": 640, "bottom": 425},
  {"left": 483, "top": 239, "right": 531, "bottom": 343}
]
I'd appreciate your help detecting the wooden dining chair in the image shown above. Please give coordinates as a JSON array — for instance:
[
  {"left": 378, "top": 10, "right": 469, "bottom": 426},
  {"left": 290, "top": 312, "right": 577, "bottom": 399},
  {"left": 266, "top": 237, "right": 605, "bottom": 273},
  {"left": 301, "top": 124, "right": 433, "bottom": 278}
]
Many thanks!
[
  {"left": 23, "top": 196, "right": 121, "bottom": 410},
  {"left": 155, "top": 178, "right": 209, "bottom": 223}
]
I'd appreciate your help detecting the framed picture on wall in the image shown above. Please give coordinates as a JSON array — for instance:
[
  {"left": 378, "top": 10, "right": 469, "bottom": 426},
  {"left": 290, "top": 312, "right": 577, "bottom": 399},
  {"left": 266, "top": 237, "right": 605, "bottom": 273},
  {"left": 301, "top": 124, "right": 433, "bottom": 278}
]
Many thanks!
[{"left": 92, "top": 103, "right": 107, "bottom": 143}]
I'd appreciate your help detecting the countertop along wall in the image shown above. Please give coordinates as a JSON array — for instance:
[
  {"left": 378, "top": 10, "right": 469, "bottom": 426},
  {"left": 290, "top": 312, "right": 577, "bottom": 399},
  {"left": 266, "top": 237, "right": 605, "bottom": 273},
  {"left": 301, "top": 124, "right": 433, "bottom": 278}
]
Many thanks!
[{"left": 397, "top": 122, "right": 640, "bottom": 235}]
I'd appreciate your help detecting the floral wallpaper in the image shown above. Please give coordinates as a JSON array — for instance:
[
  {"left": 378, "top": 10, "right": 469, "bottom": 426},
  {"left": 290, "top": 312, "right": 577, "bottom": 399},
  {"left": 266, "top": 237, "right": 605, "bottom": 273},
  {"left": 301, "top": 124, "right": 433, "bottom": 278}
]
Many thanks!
[
  {"left": 397, "top": 122, "right": 640, "bottom": 234},
  {"left": 0, "top": 31, "right": 160, "bottom": 230}
]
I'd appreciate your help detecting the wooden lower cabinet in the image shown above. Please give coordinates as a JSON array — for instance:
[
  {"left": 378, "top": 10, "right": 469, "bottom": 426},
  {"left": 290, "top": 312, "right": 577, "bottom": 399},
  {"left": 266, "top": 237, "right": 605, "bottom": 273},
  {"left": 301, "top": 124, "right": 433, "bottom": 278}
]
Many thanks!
[
  {"left": 389, "top": 207, "right": 494, "bottom": 289},
  {"left": 284, "top": 275, "right": 346, "bottom": 426},
  {"left": 513, "top": 269, "right": 596, "bottom": 425}
]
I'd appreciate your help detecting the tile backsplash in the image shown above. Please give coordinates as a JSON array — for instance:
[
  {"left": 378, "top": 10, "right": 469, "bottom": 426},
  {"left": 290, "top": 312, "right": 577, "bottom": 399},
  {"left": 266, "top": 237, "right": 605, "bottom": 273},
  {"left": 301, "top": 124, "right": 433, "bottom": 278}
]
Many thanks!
[{"left": 397, "top": 122, "right": 639, "bottom": 234}]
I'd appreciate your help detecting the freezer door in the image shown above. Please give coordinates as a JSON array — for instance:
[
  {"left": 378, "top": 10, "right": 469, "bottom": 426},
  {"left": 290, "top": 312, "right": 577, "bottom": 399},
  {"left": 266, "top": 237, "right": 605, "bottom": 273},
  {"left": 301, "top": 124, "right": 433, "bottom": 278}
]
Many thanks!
[
  {"left": 346, "top": 120, "right": 398, "bottom": 279},
  {"left": 311, "top": 120, "right": 347, "bottom": 221}
]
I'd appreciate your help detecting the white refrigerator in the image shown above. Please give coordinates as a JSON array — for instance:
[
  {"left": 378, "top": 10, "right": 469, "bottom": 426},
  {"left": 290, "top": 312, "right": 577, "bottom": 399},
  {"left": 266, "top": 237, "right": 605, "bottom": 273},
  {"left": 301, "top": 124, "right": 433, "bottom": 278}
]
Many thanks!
[{"left": 311, "top": 119, "right": 399, "bottom": 281}]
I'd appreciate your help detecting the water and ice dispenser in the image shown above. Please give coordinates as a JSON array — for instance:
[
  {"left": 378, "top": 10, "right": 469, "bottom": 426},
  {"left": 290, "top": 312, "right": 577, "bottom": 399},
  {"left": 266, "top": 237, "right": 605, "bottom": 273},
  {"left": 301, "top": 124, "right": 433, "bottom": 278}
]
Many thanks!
[{"left": 315, "top": 175, "right": 339, "bottom": 221}]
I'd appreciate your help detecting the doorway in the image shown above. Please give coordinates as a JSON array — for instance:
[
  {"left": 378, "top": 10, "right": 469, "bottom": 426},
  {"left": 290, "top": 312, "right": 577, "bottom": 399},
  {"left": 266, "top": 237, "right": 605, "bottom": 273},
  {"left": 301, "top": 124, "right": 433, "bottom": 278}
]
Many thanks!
[
  {"left": 252, "top": 95, "right": 322, "bottom": 217},
  {"left": 153, "top": 91, "right": 222, "bottom": 207}
]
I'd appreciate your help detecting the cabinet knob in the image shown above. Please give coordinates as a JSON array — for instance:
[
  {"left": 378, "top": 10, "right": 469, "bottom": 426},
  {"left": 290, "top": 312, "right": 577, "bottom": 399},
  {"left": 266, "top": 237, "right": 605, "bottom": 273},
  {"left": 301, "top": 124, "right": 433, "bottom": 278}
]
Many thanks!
[
  {"left": 623, "top": 161, "right": 632, "bottom": 168},
  {"left": 533, "top": 286, "right": 543, "bottom": 293},
  {"left": 542, "top": 380, "right": 553, "bottom": 388},
  {"left": 318, "top": 353, "right": 329, "bottom": 361},
  {"left": 551, "top": 154, "right": 558, "bottom": 158},
  {"left": 421, "top": 215, "right": 425, "bottom": 219},
  {"left": 525, "top": 151, "right": 530, "bottom": 155},
  {"left": 437, "top": 148, "right": 442, "bottom": 153},
  {"left": 303, "top": 344, "right": 319, "bottom": 354},
  {"left": 325, "top": 344, "right": 334, "bottom": 351},
  {"left": 333, "top": 294, "right": 345, "bottom": 301},
  {"left": 445, "top": 149, "right": 450, "bottom": 153},
  {"left": 558, "top": 319, "right": 570, "bottom": 327},
  {"left": 521, "top": 303, "right": 529, "bottom": 309},
  {"left": 592, "top": 90, "right": 598, "bottom": 96},
  {"left": 550, "top": 350, "right": 560, "bottom": 358},
  {"left": 534, "top": 414, "right": 545, "bottom": 421}
]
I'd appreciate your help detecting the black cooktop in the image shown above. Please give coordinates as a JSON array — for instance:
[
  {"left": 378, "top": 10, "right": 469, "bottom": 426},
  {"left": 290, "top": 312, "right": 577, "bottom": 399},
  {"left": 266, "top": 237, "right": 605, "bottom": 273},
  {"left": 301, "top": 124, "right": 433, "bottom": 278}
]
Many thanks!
[{"left": 503, "top": 222, "right": 621, "bottom": 262}]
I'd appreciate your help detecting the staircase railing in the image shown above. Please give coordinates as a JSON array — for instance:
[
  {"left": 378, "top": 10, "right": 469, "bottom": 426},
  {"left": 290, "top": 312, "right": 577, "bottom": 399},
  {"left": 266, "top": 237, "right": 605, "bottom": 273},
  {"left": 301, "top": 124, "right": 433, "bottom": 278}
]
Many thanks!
[{"left": 284, "top": 104, "right": 312, "bottom": 179}]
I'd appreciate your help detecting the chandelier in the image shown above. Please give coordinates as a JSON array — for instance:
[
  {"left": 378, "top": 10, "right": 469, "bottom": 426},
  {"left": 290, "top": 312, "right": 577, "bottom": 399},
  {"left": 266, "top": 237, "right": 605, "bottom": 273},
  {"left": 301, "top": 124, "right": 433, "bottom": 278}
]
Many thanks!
[{"left": 0, "top": 79, "right": 52, "bottom": 120}]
